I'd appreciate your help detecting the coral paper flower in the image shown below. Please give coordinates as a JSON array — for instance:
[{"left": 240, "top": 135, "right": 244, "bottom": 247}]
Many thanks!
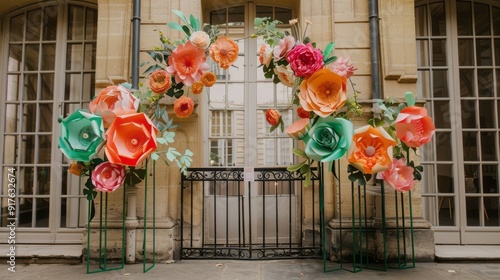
[
  {"left": 265, "top": 109, "right": 281, "bottom": 126},
  {"left": 328, "top": 56, "right": 357, "bottom": 79},
  {"left": 189, "top": 31, "right": 211, "bottom": 49},
  {"left": 274, "top": 65, "right": 296, "bottom": 87},
  {"left": 89, "top": 85, "right": 140, "bottom": 126},
  {"left": 298, "top": 68, "right": 347, "bottom": 117},
  {"left": 395, "top": 106, "right": 435, "bottom": 148},
  {"left": 105, "top": 113, "right": 158, "bottom": 167},
  {"left": 173, "top": 96, "right": 195, "bottom": 118},
  {"left": 58, "top": 110, "right": 105, "bottom": 162},
  {"left": 166, "top": 41, "right": 209, "bottom": 86},
  {"left": 286, "top": 42, "right": 324, "bottom": 77},
  {"left": 259, "top": 44, "right": 273, "bottom": 67},
  {"left": 376, "top": 158, "right": 416, "bottom": 193},
  {"left": 190, "top": 81, "right": 204, "bottom": 94},
  {"left": 209, "top": 36, "right": 239, "bottom": 70},
  {"left": 304, "top": 117, "right": 353, "bottom": 162},
  {"left": 348, "top": 125, "right": 397, "bottom": 174},
  {"left": 285, "top": 118, "right": 310, "bottom": 140},
  {"left": 91, "top": 162, "right": 126, "bottom": 192},
  {"left": 148, "top": 69, "right": 172, "bottom": 94},
  {"left": 200, "top": 72, "right": 217, "bottom": 87}
]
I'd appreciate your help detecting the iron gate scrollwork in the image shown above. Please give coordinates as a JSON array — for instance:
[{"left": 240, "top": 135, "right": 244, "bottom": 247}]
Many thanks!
[{"left": 180, "top": 167, "right": 323, "bottom": 260}]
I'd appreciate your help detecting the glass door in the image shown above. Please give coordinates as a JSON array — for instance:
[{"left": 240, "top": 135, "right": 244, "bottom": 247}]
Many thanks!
[
  {"left": 416, "top": 0, "right": 500, "bottom": 244},
  {"left": 0, "top": 2, "right": 97, "bottom": 243}
]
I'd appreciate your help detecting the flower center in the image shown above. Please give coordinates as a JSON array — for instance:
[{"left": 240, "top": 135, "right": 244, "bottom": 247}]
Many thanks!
[
  {"left": 131, "top": 138, "right": 138, "bottom": 145},
  {"left": 220, "top": 49, "right": 227, "bottom": 55},
  {"left": 365, "top": 146, "right": 376, "bottom": 156}
]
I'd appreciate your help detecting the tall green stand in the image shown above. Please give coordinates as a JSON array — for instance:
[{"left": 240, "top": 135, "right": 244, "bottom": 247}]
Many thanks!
[
  {"left": 86, "top": 187, "right": 126, "bottom": 274},
  {"left": 381, "top": 182, "right": 415, "bottom": 269}
]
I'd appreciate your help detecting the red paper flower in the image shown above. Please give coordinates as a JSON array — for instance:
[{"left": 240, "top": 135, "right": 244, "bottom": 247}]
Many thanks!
[
  {"left": 286, "top": 42, "right": 324, "bottom": 77},
  {"left": 173, "top": 96, "right": 195, "bottom": 118},
  {"left": 166, "top": 41, "right": 209, "bottom": 86},
  {"left": 265, "top": 109, "right": 281, "bottom": 126},
  {"left": 104, "top": 113, "right": 158, "bottom": 167}
]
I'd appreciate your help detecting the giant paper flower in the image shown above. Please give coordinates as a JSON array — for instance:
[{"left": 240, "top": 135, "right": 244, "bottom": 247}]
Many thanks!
[
  {"left": 347, "top": 125, "right": 397, "bottom": 174},
  {"left": 166, "top": 41, "right": 209, "bottom": 86},
  {"left": 327, "top": 56, "right": 357, "bottom": 79},
  {"left": 304, "top": 117, "right": 353, "bottom": 162},
  {"left": 286, "top": 42, "right": 324, "bottom": 77},
  {"left": 91, "top": 162, "right": 126, "bottom": 192},
  {"left": 273, "top": 35, "right": 295, "bottom": 60},
  {"left": 105, "top": 113, "right": 158, "bottom": 167},
  {"left": 285, "top": 118, "right": 310, "bottom": 140},
  {"left": 209, "top": 36, "right": 239, "bottom": 70},
  {"left": 298, "top": 68, "right": 347, "bottom": 117},
  {"left": 376, "top": 158, "right": 416, "bottom": 193},
  {"left": 89, "top": 85, "right": 140, "bottom": 126},
  {"left": 148, "top": 69, "right": 172, "bottom": 94},
  {"left": 259, "top": 44, "right": 273, "bottom": 67},
  {"left": 189, "top": 31, "right": 211, "bottom": 49},
  {"left": 173, "top": 96, "right": 195, "bottom": 118},
  {"left": 58, "top": 110, "right": 105, "bottom": 162},
  {"left": 395, "top": 106, "right": 435, "bottom": 148}
]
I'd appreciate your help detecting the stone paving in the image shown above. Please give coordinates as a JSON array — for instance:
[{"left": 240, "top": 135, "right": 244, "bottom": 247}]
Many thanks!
[{"left": 1, "top": 259, "right": 499, "bottom": 280}]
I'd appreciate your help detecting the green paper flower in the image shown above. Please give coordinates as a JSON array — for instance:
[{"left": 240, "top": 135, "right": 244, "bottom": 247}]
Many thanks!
[
  {"left": 304, "top": 117, "right": 353, "bottom": 162},
  {"left": 58, "top": 110, "right": 105, "bottom": 162}
]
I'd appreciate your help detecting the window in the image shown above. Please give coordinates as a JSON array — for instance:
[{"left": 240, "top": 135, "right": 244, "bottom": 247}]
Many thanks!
[{"left": 0, "top": 2, "right": 97, "bottom": 242}]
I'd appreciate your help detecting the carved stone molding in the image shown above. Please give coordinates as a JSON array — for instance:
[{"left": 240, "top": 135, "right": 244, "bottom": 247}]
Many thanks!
[{"left": 379, "top": 0, "right": 418, "bottom": 84}]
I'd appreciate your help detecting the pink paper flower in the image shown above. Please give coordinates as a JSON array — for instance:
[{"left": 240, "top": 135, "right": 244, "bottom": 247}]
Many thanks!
[
  {"left": 286, "top": 42, "right": 324, "bottom": 77},
  {"left": 376, "top": 158, "right": 416, "bottom": 193},
  {"left": 105, "top": 113, "right": 158, "bottom": 167},
  {"left": 395, "top": 106, "right": 435, "bottom": 148},
  {"left": 167, "top": 41, "right": 209, "bottom": 86},
  {"left": 89, "top": 85, "right": 140, "bottom": 126},
  {"left": 273, "top": 35, "right": 295, "bottom": 60},
  {"left": 328, "top": 56, "right": 357, "bottom": 78},
  {"left": 91, "top": 162, "right": 126, "bottom": 192}
]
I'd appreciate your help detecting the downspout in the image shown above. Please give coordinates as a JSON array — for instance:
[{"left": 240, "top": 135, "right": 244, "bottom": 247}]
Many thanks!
[
  {"left": 369, "top": 0, "right": 381, "bottom": 100},
  {"left": 126, "top": 0, "right": 141, "bottom": 264}
]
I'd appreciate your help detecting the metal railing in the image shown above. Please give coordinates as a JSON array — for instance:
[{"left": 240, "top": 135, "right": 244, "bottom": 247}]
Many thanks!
[{"left": 180, "top": 167, "right": 323, "bottom": 259}]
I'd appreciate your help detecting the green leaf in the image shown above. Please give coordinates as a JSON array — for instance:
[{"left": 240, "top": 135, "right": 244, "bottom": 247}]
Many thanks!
[
  {"left": 323, "top": 56, "right": 337, "bottom": 65},
  {"left": 151, "top": 152, "right": 160, "bottom": 161},
  {"left": 167, "top": 21, "right": 184, "bottom": 31},
  {"left": 287, "top": 161, "right": 306, "bottom": 172},
  {"left": 305, "top": 169, "right": 311, "bottom": 187},
  {"left": 299, "top": 163, "right": 310, "bottom": 174},
  {"left": 157, "top": 137, "right": 167, "bottom": 144},
  {"left": 405, "top": 91, "right": 416, "bottom": 106},
  {"left": 182, "top": 25, "right": 191, "bottom": 37},
  {"left": 184, "top": 149, "right": 194, "bottom": 157},
  {"left": 164, "top": 131, "right": 176, "bottom": 143},
  {"left": 292, "top": 148, "right": 308, "bottom": 158},
  {"left": 172, "top": 10, "right": 189, "bottom": 26},
  {"left": 322, "top": 42, "right": 335, "bottom": 59},
  {"left": 190, "top": 14, "right": 200, "bottom": 31}
]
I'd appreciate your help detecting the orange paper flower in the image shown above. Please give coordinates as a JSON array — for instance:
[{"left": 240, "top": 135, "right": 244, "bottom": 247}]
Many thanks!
[
  {"left": 190, "top": 82, "right": 204, "bottom": 94},
  {"left": 265, "top": 109, "right": 281, "bottom": 126},
  {"left": 173, "top": 96, "right": 195, "bottom": 118},
  {"left": 298, "top": 68, "right": 347, "bottom": 118},
  {"left": 148, "top": 69, "right": 172, "bottom": 94},
  {"left": 200, "top": 72, "right": 217, "bottom": 87},
  {"left": 105, "top": 113, "right": 158, "bottom": 167},
  {"left": 347, "top": 125, "right": 396, "bottom": 174},
  {"left": 68, "top": 162, "right": 85, "bottom": 176},
  {"left": 395, "top": 106, "right": 435, "bottom": 148},
  {"left": 209, "top": 36, "right": 239, "bottom": 70},
  {"left": 166, "top": 41, "right": 209, "bottom": 86},
  {"left": 285, "top": 118, "right": 310, "bottom": 140}
]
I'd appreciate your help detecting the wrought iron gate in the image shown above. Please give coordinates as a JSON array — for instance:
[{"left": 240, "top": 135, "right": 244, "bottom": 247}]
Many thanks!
[{"left": 180, "top": 167, "right": 322, "bottom": 259}]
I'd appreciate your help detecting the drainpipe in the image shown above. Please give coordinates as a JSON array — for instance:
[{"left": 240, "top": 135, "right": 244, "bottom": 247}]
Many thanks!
[
  {"left": 126, "top": 0, "right": 141, "bottom": 264},
  {"left": 369, "top": 0, "right": 381, "bottom": 99}
]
